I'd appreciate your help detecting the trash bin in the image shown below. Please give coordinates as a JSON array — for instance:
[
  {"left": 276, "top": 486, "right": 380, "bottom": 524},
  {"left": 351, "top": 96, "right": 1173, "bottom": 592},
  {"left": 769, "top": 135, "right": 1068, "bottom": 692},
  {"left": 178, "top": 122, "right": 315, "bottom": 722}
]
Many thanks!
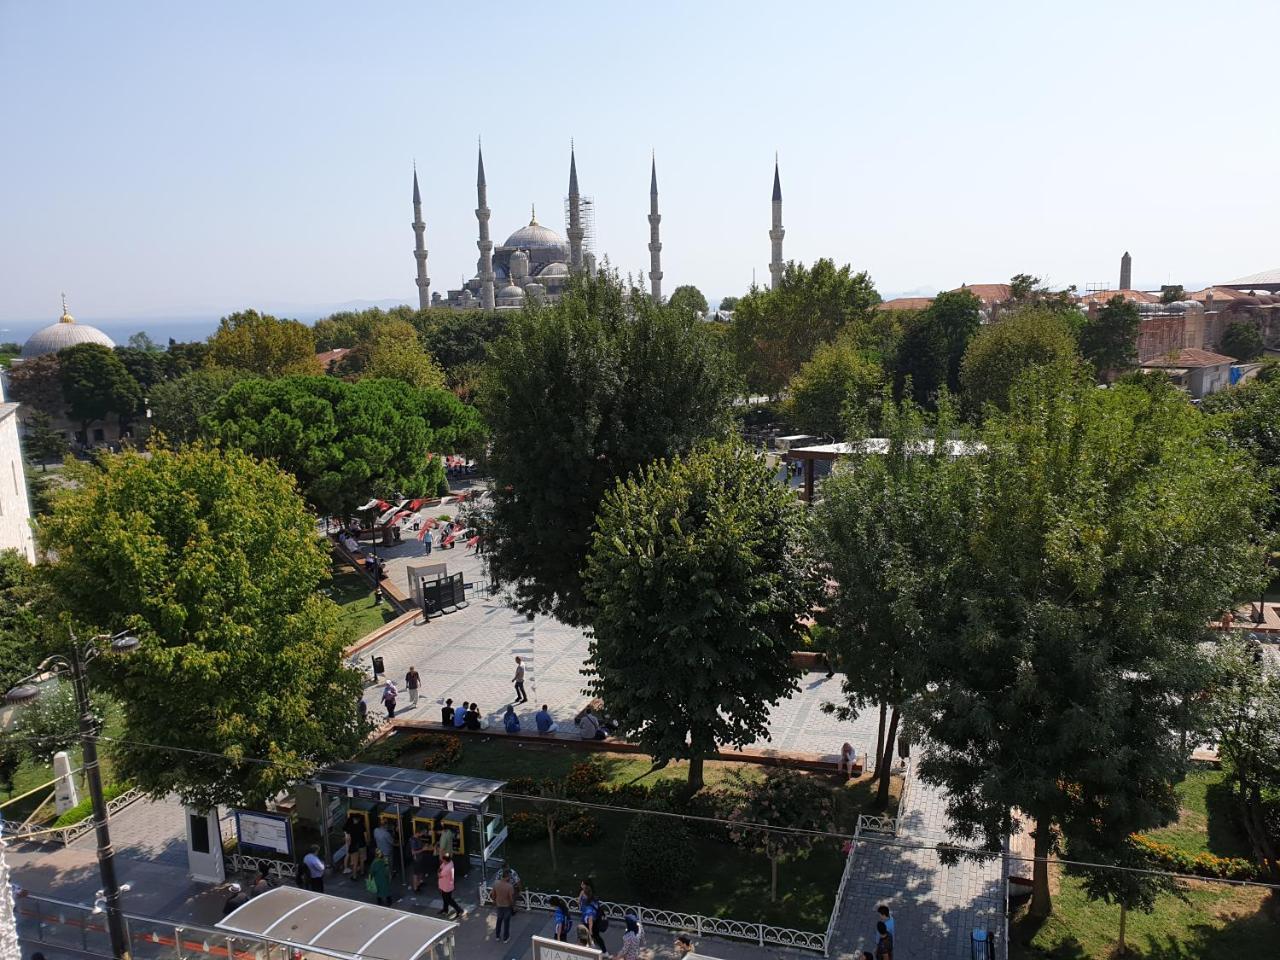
[
  {"left": 971, "top": 928, "right": 992, "bottom": 960},
  {"left": 371, "top": 656, "right": 385, "bottom": 679}
]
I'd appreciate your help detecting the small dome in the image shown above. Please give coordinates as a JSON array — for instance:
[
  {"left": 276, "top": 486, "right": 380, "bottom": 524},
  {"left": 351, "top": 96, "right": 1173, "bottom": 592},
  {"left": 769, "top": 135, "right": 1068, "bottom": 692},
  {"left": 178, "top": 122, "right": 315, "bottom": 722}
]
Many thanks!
[
  {"left": 539, "top": 262, "right": 569, "bottom": 278},
  {"left": 497, "top": 283, "right": 525, "bottom": 301},
  {"left": 22, "top": 304, "right": 115, "bottom": 359}
]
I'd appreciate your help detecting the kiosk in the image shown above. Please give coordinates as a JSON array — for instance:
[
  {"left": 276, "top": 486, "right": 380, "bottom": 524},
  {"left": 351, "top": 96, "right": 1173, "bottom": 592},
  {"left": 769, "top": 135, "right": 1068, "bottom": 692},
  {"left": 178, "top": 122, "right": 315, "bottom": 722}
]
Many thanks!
[{"left": 308, "top": 761, "right": 508, "bottom": 887}]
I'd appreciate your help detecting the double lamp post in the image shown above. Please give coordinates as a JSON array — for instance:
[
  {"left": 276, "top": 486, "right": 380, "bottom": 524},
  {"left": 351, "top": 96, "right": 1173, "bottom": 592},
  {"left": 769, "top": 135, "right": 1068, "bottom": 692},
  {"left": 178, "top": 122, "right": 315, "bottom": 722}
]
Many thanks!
[{"left": 5, "top": 629, "right": 139, "bottom": 960}]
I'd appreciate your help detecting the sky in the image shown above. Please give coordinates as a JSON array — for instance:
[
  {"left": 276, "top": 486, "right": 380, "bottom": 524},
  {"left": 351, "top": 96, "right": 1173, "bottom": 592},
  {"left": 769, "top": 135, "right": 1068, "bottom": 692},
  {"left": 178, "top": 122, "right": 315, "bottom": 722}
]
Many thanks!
[{"left": 3, "top": 0, "right": 1278, "bottom": 336}]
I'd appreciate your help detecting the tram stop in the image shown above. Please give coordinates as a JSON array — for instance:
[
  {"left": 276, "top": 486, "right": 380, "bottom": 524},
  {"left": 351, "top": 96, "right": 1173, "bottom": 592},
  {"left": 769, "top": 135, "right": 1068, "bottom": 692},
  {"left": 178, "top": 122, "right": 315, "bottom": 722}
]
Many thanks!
[{"left": 219, "top": 886, "right": 457, "bottom": 960}]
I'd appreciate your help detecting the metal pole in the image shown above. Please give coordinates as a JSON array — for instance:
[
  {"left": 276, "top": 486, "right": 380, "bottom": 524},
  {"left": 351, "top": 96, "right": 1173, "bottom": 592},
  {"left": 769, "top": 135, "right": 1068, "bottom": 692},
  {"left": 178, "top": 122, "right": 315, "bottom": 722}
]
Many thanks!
[{"left": 72, "top": 642, "right": 131, "bottom": 960}]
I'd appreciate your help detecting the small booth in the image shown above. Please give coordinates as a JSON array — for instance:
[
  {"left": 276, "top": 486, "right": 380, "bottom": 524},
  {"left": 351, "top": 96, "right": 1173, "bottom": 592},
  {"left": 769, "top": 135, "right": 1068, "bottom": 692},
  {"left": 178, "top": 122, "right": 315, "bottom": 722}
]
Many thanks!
[
  {"left": 308, "top": 762, "right": 508, "bottom": 887},
  {"left": 220, "top": 886, "right": 457, "bottom": 960}
]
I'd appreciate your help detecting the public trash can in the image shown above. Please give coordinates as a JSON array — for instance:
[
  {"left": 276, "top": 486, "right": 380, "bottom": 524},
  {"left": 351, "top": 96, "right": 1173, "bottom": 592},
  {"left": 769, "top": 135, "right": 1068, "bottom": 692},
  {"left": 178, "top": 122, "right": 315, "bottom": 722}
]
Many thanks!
[
  {"left": 971, "top": 928, "right": 992, "bottom": 960},
  {"left": 371, "top": 656, "right": 385, "bottom": 679}
]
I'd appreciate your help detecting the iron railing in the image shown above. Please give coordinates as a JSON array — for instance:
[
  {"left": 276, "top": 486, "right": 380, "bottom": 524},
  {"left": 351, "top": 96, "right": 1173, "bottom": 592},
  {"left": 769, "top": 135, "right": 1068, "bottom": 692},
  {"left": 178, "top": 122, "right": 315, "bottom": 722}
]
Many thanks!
[{"left": 3, "top": 786, "right": 145, "bottom": 847}]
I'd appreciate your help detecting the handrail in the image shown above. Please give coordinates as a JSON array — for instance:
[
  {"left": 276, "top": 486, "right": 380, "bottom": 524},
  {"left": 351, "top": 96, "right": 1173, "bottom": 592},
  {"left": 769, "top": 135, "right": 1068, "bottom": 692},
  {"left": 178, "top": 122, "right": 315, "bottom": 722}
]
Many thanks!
[
  {"left": 822, "top": 818, "right": 860, "bottom": 956},
  {"left": 480, "top": 884, "right": 827, "bottom": 954},
  {"left": 3, "top": 786, "right": 144, "bottom": 846}
]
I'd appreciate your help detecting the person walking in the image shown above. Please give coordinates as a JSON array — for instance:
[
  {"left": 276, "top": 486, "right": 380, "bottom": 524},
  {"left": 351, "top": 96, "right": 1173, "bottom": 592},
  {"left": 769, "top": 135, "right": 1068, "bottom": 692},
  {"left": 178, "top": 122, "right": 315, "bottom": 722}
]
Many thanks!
[
  {"left": 437, "top": 853, "right": 464, "bottom": 919},
  {"left": 368, "top": 849, "right": 392, "bottom": 906},
  {"left": 876, "top": 905, "right": 895, "bottom": 941},
  {"left": 491, "top": 868, "right": 516, "bottom": 943},
  {"left": 582, "top": 893, "right": 608, "bottom": 953},
  {"left": 405, "top": 667, "right": 421, "bottom": 708},
  {"left": 512, "top": 657, "right": 527, "bottom": 703},
  {"left": 302, "top": 844, "right": 326, "bottom": 893},
  {"left": 344, "top": 812, "right": 368, "bottom": 879},
  {"left": 381, "top": 680, "right": 397, "bottom": 719},
  {"left": 615, "top": 913, "right": 644, "bottom": 960},
  {"left": 874, "top": 920, "right": 894, "bottom": 960},
  {"left": 551, "top": 896, "right": 572, "bottom": 942}
]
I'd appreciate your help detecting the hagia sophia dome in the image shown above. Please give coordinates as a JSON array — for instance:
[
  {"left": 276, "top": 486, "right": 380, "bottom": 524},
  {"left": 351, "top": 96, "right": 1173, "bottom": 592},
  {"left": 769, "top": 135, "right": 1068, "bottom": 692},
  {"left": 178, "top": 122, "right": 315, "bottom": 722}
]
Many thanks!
[{"left": 22, "top": 299, "right": 115, "bottom": 359}]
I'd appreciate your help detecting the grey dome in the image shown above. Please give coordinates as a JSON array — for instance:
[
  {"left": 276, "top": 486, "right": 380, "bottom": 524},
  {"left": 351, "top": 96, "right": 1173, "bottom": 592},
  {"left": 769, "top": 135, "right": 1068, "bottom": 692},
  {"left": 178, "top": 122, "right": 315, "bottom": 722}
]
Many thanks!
[
  {"left": 22, "top": 313, "right": 115, "bottom": 358},
  {"left": 497, "top": 283, "right": 525, "bottom": 302},
  {"left": 538, "top": 262, "right": 569, "bottom": 278},
  {"left": 503, "top": 220, "right": 568, "bottom": 254}
]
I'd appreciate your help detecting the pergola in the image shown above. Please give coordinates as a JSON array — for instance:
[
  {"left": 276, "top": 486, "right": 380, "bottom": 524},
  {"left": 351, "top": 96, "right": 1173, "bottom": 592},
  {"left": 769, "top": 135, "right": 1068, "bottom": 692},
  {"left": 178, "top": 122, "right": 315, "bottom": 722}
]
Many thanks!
[
  {"left": 219, "top": 886, "right": 457, "bottom": 960},
  {"left": 786, "top": 439, "right": 986, "bottom": 502}
]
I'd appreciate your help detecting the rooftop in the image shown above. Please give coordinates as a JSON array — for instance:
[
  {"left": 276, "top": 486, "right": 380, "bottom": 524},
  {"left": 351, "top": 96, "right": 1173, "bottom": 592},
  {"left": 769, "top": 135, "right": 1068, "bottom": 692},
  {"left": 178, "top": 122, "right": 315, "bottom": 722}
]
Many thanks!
[{"left": 1141, "top": 347, "right": 1236, "bottom": 369}]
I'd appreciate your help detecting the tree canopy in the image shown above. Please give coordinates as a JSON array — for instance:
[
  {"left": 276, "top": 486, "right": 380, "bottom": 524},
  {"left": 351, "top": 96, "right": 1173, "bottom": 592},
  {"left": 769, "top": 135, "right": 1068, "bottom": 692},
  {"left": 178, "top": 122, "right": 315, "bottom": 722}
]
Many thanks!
[
  {"left": 334, "top": 320, "right": 446, "bottom": 390},
  {"left": 203, "top": 375, "right": 483, "bottom": 517},
  {"left": 1220, "top": 320, "right": 1264, "bottom": 362},
  {"left": 959, "top": 307, "right": 1080, "bottom": 416},
  {"left": 149, "top": 367, "right": 252, "bottom": 445},
  {"left": 475, "top": 273, "right": 735, "bottom": 625},
  {"left": 891, "top": 288, "right": 982, "bottom": 406},
  {"left": 915, "top": 369, "right": 1268, "bottom": 916},
  {"left": 57, "top": 343, "right": 144, "bottom": 429},
  {"left": 1078, "top": 295, "right": 1139, "bottom": 378},
  {"left": 727, "top": 260, "right": 880, "bottom": 396},
  {"left": 583, "top": 441, "right": 811, "bottom": 789},
  {"left": 38, "top": 443, "right": 366, "bottom": 808},
  {"left": 208, "top": 310, "right": 320, "bottom": 377},
  {"left": 6, "top": 354, "right": 64, "bottom": 418},
  {"left": 667, "top": 285, "right": 709, "bottom": 317},
  {"left": 783, "top": 333, "right": 885, "bottom": 438}
]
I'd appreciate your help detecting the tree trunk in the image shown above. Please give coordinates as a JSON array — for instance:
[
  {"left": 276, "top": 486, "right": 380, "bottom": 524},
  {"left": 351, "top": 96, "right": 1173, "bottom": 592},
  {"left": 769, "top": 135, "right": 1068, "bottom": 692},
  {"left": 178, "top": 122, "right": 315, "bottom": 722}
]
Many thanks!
[
  {"left": 687, "top": 753, "right": 705, "bottom": 793},
  {"left": 770, "top": 855, "right": 778, "bottom": 902},
  {"left": 546, "top": 816, "right": 557, "bottom": 875},
  {"left": 1029, "top": 821, "right": 1053, "bottom": 918},
  {"left": 1118, "top": 901, "right": 1128, "bottom": 955},
  {"left": 875, "top": 707, "right": 900, "bottom": 809},
  {"left": 875, "top": 703, "right": 887, "bottom": 775}
]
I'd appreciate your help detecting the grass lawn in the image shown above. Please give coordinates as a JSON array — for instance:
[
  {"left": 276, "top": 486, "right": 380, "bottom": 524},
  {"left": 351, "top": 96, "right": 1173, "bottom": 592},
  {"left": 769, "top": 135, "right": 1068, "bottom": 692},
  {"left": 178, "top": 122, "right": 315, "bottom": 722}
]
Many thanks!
[
  {"left": 1144, "top": 767, "right": 1252, "bottom": 860},
  {"left": 1010, "top": 873, "right": 1279, "bottom": 959},
  {"left": 365, "top": 734, "right": 900, "bottom": 931},
  {"left": 325, "top": 568, "right": 398, "bottom": 643}
]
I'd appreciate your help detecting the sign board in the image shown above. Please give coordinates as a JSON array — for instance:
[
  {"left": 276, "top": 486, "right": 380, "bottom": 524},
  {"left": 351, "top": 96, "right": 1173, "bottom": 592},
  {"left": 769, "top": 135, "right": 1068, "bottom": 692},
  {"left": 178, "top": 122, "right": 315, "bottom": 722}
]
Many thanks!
[
  {"left": 422, "top": 572, "right": 468, "bottom": 618},
  {"left": 186, "top": 806, "right": 225, "bottom": 883},
  {"left": 531, "top": 935, "right": 601, "bottom": 960},
  {"left": 234, "top": 810, "right": 293, "bottom": 856},
  {"left": 482, "top": 825, "right": 508, "bottom": 861},
  {"left": 406, "top": 562, "right": 448, "bottom": 608}
]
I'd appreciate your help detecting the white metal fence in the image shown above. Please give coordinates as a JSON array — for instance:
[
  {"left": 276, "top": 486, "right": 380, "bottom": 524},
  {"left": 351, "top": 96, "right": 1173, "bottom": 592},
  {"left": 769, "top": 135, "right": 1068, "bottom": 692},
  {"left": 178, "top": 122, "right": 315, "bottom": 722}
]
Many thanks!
[
  {"left": 480, "top": 884, "right": 829, "bottom": 953},
  {"left": 3, "top": 786, "right": 145, "bottom": 847}
]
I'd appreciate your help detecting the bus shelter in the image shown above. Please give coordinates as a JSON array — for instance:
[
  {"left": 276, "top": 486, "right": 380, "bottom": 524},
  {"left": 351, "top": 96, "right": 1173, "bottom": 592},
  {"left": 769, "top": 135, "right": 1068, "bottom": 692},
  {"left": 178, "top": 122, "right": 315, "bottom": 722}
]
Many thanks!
[
  {"left": 308, "top": 762, "right": 508, "bottom": 887},
  {"left": 219, "top": 887, "right": 457, "bottom": 960}
]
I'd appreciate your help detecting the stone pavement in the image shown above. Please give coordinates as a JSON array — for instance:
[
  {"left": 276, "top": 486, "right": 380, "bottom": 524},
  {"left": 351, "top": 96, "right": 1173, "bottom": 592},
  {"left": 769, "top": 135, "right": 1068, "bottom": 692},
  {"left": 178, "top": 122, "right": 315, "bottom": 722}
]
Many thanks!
[
  {"left": 358, "top": 494, "right": 880, "bottom": 764},
  {"left": 827, "top": 758, "right": 1005, "bottom": 960}
]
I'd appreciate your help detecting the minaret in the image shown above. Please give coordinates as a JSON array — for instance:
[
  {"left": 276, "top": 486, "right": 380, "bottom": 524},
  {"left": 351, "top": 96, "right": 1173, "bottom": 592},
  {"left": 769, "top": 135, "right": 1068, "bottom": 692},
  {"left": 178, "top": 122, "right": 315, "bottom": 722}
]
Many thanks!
[
  {"left": 476, "top": 142, "right": 495, "bottom": 311},
  {"left": 567, "top": 143, "right": 584, "bottom": 274},
  {"left": 1120, "top": 250, "right": 1132, "bottom": 291},
  {"left": 769, "top": 157, "right": 785, "bottom": 290},
  {"left": 648, "top": 154, "right": 663, "bottom": 301},
  {"left": 411, "top": 165, "right": 430, "bottom": 310}
]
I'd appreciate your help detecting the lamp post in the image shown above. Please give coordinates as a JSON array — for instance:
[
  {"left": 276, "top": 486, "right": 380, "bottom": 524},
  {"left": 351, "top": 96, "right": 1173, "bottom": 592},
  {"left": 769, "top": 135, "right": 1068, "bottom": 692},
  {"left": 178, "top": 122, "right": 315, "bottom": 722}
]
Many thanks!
[{"left": 5, "top": 629, "right": 139, "bottom": 960}]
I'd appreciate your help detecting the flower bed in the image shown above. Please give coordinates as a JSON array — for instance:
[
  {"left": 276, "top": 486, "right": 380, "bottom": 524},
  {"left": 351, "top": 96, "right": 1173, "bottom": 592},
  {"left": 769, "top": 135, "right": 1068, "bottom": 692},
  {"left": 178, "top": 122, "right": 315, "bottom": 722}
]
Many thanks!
[{"left": 1132, "top": 833, "right": 1261, "bottom": 880}]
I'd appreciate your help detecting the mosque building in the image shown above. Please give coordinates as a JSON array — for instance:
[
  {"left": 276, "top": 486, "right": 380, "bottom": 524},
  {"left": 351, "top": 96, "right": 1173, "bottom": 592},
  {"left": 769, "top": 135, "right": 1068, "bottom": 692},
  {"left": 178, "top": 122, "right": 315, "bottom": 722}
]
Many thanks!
[{"left": 409, "top": 144, "right": 789, "bottom": 310}]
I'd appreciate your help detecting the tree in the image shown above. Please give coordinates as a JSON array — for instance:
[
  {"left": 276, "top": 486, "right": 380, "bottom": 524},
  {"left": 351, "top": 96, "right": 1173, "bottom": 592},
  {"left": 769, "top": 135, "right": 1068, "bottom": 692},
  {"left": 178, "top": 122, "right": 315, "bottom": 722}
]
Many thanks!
[
  {"left": 1078, "top": 295, "right": 1139, "bottom": 378},
  {"left": 208, "top": 309, "right": 320, "bottom": 376},
  {"left": 39, "top": 443, "right": 366, "bottom": 808},
  {"left": 583, "top": 441, "right": 811, "bottom": 789},
  {"left": 783, "top": 334, "right": 884, "bottom": 438},
  {"left": 1072, "top": 838, "right": 1180, "bottom": 955},
  {"left": 1202, "top": 377, "right": 1280, "bottom": 529},
  {"left": 959, "top": 307, "right": 1080, "bottom": 416},
  {"left": 727, "top": 769, "right": 833, "bottom": 900},
  {"left": 0, "top": 550, "right": 49, "bottom": 794},
  {"left": 812, "top": 393, "right": 971, "bottom": 807},
  {"left": 204, "top": 375, "right": 483, "bottom": 518},
  {"left": 7, "top": 354, "right": 65, "bottom": 417},
  {"left": 57, "top": 343, "right": 144, "bottom": 432},
  {"left": 1220, "top": 320, "right": 1264, "bottom": 362},
  {"left": 1160, "top": 285, "right": 1185, "bottom": 305},
  {"left": 417, "top": 311, "right": 508, "bottom": 374},
  {"left": 717, "top": 296, "right": 739, "bottom": 313},
  {"left": 475, "top": 272, "right": 735, "bottom": 625},
  {"left": 22, "top": 410, "right": 69, "bottom": 470},
  {"left": 727, "top": 260, "right": 880, "bottom": 396},
  {"left": 1007, "top": 273, "right": 1078, "bottom": 313},
  {"left": 163, "top": 340, "right": 210, "bottom": 378},
  {"left": 149, "top": 368, "right": 251, "bottom": 444},
  {"left": 113, "top": 345, "right": 167, "bottom": 394},
  {"left": 915, "top": 369, "right": 1268, "bottom": 917},
  {"left": 667, "top": 285, "right": 709, "bottom": 317},
  {"left": 334, "top": 320, "right": 446, "bottom": 390},
  {"left": 1205, "top": 633, "right": 1280, "bottom": 876},
  {"left": 892, "top": 289, "right": 982, "bottom": 405},
  {"left": 127, "top": 332, "right": 162, "bottom": 352}
]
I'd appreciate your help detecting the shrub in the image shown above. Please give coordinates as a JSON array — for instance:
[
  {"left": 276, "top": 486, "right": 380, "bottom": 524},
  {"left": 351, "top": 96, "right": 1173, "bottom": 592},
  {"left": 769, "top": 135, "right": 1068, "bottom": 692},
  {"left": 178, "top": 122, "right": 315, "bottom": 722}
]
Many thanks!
[
  {"left": 505, "top": 776, "right": 539, "bottom": 797},
  {"left": 557, "top": 813, "right": 601, "bottom": 846},
  {"left": 623, "top": 814, "right": 693, "bottom": 898},
  {"left": 506, "top": 811, "right": 545, "bottom": 842},
  {"left": 415, "top": 734, "right": 462, "bottom": 770},
  {"left": 1131, "top": 834, "right": 1258, "bottom": 880},
  {"left": 52, "top": 783, "right": 133, "bottom": 828},
  {"left": 564, "top": 760, "right": 608, "bottom": 800}
]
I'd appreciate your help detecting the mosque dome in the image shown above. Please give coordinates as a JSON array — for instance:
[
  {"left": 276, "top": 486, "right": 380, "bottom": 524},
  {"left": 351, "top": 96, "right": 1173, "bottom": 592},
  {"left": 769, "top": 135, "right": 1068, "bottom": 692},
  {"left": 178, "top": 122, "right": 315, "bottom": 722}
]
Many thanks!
[
  {"left": 504, "top": 221, "right": 566, "bottom": 251},
  {"left": 496, "top": 283, "right": 526, "bottom": 307},
  {"left": 539, "top": 262, "right": 569, "bottom": 278},
  {"left": 22, "top": 300, "right": 115, "bottom": 359}
]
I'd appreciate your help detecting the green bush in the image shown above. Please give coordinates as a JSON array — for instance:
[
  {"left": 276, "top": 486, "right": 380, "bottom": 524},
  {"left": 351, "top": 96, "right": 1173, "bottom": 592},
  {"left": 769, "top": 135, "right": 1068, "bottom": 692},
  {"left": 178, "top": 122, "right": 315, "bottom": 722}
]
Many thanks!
[
  {"left": 623, "top": 814, "right": 693, "bottom": 898},
  {"left": 506, "top": 811, "right": 545, "bottom": 842},
  {"left": 557, "top": 813, "right": 601, "bottom": 846},
  {"left": 52, "top": 783, "right": 133, "bottom": 828},
  {"left": 1132, "top": 834, "right": 1259, "bottom": 880}
]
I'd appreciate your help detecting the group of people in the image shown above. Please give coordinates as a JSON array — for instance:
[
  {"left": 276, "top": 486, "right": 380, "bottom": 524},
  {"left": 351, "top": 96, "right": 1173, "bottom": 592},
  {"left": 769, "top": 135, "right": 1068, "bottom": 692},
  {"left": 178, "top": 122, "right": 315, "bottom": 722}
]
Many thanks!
[
  {"left": 857, "top": 905, "right": 895, "bottom": 960},
  {"left": 441, "top": 698, "right": 488, "bottom": 730},
  {"left": 339, "top": 808, "right": 467, "bottom": 916}
]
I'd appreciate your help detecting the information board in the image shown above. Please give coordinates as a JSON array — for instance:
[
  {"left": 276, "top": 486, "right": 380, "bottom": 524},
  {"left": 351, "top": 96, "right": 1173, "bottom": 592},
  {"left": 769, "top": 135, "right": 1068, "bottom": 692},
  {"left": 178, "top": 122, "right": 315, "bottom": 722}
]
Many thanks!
[
  {"left": 531, "top": 935, "right": 601, "bottom": 960},
  {"left": 234, "top": 809, "right": 293, "bottom": 856},
  {"left": 421, "top": 572, "right": 468, "bottom": 618}
]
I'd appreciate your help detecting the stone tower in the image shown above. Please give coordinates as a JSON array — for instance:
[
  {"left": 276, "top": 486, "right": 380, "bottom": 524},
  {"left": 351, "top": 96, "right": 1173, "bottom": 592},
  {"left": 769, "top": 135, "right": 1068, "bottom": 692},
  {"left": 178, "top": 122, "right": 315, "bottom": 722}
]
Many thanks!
[
  {"left": 1120, "top": 250, "right": 1132, "bottom": 291},
  {"left": 648, "top": 155, "right": 663, "bottom": 301},
  {"left": 567, "top": 144, "right": 584, "bottom": 274},
  {"left": 475, "top": 143, "right": 496, "bottom": 311},
  {"left": 769, "top": 158, "right": 785, "bottom": 290},
  {"left": 411, "top": 165, "right": 430, "bottom": 309}
]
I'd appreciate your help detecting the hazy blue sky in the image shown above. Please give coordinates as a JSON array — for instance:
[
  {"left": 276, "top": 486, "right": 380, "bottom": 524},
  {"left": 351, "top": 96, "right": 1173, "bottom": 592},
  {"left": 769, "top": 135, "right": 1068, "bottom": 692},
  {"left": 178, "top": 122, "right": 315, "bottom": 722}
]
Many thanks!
[{"left": 3, "top": 0, "right": 1278, "bottom": 328}]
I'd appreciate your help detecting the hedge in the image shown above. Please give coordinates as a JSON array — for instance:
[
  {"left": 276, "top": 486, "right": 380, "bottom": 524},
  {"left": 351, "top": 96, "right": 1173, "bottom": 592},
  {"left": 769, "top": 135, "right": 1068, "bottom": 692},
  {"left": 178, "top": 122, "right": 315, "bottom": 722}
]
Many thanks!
[
  {"left": 52, "top": 782, "right": 134, "bottom": 828},
  {"left": 1131, "top": 834, "right": 1260, "bottom": 881}
]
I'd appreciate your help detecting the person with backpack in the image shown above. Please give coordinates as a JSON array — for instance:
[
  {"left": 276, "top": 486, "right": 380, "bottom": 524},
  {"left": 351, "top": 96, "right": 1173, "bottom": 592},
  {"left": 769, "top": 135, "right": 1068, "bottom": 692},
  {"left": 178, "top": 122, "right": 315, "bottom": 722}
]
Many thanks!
[
  {"left": 582, "top": 894, "right": 608, "bottom": 952},
  {"left": 551, "top": 896, "right": 572, "bottom": 942}
]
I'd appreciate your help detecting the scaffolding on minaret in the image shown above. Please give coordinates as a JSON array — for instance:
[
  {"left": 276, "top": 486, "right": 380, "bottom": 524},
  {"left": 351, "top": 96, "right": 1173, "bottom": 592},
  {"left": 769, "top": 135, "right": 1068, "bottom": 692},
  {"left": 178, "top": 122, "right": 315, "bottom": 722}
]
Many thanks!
[{"left": 565, "top": 195, "right": 595, "bottom": 257}]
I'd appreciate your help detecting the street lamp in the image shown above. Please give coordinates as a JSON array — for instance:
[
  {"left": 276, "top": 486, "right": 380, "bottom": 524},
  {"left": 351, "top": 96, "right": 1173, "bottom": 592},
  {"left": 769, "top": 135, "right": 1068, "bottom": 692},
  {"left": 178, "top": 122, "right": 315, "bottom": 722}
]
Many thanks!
[{"left": 5, "top": 629, "right": 139, "bottom": 960}]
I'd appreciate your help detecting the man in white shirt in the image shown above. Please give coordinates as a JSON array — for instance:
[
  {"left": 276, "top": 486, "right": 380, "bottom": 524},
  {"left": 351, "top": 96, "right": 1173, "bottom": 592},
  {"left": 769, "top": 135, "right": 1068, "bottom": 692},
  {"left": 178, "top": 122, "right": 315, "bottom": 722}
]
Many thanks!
[{"left": 303, "top": 844, "right": 326, "bottom": 893}]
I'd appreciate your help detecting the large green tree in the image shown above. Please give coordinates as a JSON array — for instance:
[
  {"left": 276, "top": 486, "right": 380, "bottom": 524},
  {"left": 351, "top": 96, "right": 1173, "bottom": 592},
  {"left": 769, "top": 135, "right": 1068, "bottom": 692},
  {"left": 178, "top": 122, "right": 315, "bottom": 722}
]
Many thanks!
[
  {"left": 334, "top": 320, "right": 446, "bottom": 390},
  {"left": 1078, "top": 295, "right": 1140, "bottom": 379},
  {"left": 204, "top": 375, "right": 483, "bottom": 517},
  {"left": 39, "top": 444, "right": 366, "bottom": 808},
  {"left": 812, "top": 393, "right": 972, "bottom": 807},
  {"left": 959, "top": 306, "right": 1080, "bottom": 416},
  {"left": 149, "top": 368, "right": 251, "bottom": 444},
  {"left": 208, "top": 309, "right": 320, "bottom": 377},
  {"left": 1220, "top": 320, "right": 1264, "bottom": 362},
  {"left": 1202, "top": 376, "right": 1280, "bottom": 530},
  {"left": 892, "top": 289, "right": 982, "bottom": 406},
  {"left": 475, "top": 273, "right": 735, "bottom": 624},
  {"left": 583, "top": 441, "right": 811, "bottom": 789},
  {"left": 916, "top": 369, "right": 1268, "bottom": 917},
  {"left": 667, "top": 285, "right": 709, "bottom": 317},
  {"left": 57, "top": 343, "right": 144, "bottom": 432},
  {"left": 22, "top": 410, "right": 70, "bottom": 470},
  {"left": 6, "top": 354, "right": 64, "bottom": 418},
  {"left": 727, "top": 260, "right": 880, "bottom": 396},
  {"left": 783, "top": 333, "right": 884, "bottom": 438}
]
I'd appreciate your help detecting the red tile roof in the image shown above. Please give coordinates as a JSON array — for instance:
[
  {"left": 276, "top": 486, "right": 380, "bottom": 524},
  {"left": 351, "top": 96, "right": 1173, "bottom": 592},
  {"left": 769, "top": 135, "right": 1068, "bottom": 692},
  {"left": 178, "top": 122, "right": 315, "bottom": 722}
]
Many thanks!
[
  {"left": 1080, "top": 289, "right": 1162, "bottom": 305},
  {"left": 952, "top": 283, "right": 1013, "bottom": 304},
  {"left": 316, "top": 347, "right": 352, "bottom": 371},
  {"left": 877, "top": 297, "right": 935, "bottom": 312},
  {"left": 1142, "top": 347, "right": 1235, "bottom": 369}
]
